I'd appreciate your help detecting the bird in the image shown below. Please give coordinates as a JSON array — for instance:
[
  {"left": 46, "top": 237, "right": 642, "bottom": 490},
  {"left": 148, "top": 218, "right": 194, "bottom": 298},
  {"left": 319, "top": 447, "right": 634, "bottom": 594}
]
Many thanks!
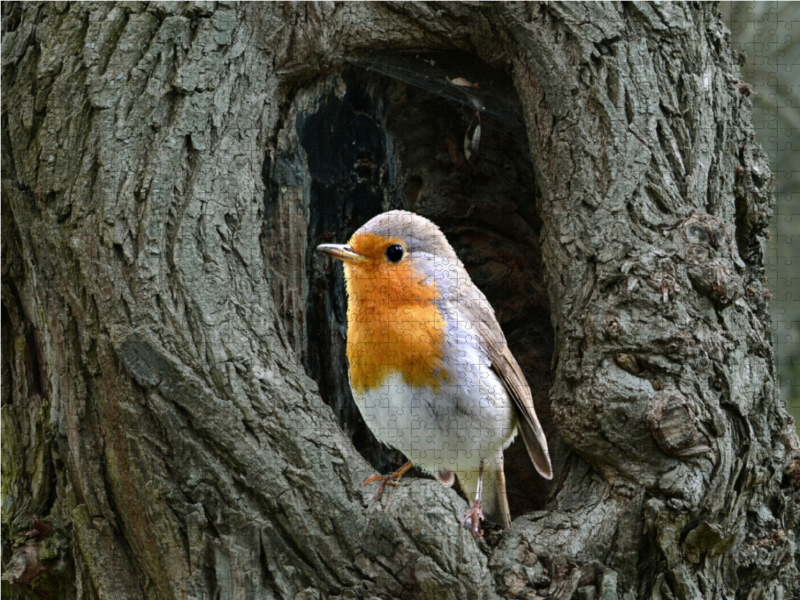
[{"left": 317, "top": 210, "right": 552, "bottom": 537}]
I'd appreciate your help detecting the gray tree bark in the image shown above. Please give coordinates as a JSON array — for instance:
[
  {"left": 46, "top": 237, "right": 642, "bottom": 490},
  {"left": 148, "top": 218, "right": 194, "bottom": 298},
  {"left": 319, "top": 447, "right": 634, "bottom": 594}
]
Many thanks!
[{"left": 2, "top": 3, "right": 798, "bottom": 600}]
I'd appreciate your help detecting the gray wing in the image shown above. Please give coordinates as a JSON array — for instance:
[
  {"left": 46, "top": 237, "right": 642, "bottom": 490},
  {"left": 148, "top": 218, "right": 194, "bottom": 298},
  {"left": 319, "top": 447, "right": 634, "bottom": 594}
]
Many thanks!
[
  {"left": 462, "top": 298, "right": 553, "bottom": 480},
  {"left": 490, "top": 343, "right": 553, "bottom": 480}
]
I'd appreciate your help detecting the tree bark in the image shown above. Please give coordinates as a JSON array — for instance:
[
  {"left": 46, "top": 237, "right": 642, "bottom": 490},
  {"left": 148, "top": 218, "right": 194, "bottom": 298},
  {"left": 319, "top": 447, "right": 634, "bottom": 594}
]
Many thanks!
[{"left": 2, "top": 3, "right": 798, "bottom": 599}]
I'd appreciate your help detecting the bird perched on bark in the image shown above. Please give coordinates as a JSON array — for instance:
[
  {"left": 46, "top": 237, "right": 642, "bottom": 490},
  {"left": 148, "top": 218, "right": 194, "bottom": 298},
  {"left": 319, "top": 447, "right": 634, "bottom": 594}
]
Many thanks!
[{"left": 317, "top": 210, "right": 552, "bottom": 537}]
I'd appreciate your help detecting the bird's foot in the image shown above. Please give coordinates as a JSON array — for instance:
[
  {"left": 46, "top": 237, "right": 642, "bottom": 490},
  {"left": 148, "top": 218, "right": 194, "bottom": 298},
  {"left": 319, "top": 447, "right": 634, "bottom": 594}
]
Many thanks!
[
  {"left": 362, "top": 461, "right": 413, "bottom": 501},
  {"left": 462, "top": 498, "right": 484, "bottom": 539}
]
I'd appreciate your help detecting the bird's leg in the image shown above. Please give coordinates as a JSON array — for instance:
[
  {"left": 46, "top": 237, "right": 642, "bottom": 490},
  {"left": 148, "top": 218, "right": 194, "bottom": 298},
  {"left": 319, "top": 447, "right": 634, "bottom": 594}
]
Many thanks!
[
  {"left": 461, "top": 462, "right": 485, "bottom": 539},
  {"left": 362, "top": 461, "right": 414, "bottom": 501}
]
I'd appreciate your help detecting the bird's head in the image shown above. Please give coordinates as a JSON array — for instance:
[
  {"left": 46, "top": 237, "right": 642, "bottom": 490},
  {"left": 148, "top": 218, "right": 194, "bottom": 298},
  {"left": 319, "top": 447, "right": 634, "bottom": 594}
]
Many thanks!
[{"left": 317, "top": 210, "right": 462, "bottom": 303}]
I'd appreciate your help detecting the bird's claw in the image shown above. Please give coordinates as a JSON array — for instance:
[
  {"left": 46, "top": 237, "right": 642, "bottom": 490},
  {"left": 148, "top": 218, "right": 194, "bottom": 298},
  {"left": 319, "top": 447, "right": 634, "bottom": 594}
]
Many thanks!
[
  {"left": 362, "top": 473, "right": 399, "bottom": 500},
  {"left": 362, "top": 461, "right": 413, "bottom": 501},
  {"left": 462, "top": 499, "right": 484, "bottom": 539}
]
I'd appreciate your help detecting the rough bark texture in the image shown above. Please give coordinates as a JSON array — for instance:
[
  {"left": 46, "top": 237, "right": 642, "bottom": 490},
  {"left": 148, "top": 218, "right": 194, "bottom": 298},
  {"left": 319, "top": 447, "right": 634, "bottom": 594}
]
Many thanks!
[{"left": 2, "top": 3, "right": 798, "bottom": 600}]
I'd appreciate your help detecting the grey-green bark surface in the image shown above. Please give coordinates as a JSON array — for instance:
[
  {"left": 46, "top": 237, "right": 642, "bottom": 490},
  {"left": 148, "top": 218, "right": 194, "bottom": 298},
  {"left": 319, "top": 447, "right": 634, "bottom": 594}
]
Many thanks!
[
  {"left": 2, "top": 3, "right": 798, "bottom": 600},
  {"left": 719, "top": 1, "right": 800, "bottom": 436}
]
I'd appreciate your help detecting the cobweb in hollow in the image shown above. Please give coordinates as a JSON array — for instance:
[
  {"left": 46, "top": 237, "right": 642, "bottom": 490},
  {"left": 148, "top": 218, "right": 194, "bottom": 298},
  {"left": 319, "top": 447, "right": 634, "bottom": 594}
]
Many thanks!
[{"left": 342, "top": 51, "right": 528, "bottom": 147}]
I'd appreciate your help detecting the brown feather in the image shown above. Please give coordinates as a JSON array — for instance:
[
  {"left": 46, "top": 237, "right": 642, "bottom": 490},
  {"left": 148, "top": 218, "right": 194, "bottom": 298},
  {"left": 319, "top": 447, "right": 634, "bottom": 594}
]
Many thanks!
[
  {"left": 495, "top": 462, "right": 512, "bottom": 527},
  {"left": 491, "top": 346, "right": 553, "bottom": 480},
  {"left": 460, "top": 299, "right": 553, "bottom": 481}
]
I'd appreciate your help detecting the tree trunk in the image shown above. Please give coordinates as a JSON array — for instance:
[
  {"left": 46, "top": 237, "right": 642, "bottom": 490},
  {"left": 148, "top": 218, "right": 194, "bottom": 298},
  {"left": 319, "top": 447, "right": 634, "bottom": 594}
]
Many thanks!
[{"left": 2, "top": 3, "right": 798, "bottom": 599}]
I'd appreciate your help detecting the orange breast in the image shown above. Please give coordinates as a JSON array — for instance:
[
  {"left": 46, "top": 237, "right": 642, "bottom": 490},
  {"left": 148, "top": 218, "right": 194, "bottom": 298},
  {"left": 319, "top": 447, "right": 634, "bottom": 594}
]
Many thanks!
[{"left": 344, "top": 234, "right": 449, "bottom": 394}]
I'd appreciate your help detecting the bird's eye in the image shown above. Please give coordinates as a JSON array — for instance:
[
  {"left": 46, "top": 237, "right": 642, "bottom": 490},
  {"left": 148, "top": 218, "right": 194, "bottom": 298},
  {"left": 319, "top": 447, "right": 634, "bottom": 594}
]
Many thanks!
[{"left": 385, "top": 244, "right": 404, "bottom": 263}]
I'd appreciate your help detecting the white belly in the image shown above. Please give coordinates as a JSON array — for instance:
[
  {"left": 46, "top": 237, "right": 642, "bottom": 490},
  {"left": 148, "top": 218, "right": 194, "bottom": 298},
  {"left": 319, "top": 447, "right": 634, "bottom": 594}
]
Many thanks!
[{"left": 351, "top": 345, "right": 517, "bottom": 476}]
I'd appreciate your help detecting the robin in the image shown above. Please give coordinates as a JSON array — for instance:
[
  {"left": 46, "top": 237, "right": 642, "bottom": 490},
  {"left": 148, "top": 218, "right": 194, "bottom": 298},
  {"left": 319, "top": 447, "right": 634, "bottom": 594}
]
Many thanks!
[{"left": 317, "top": 210, "right": 552, "bottom": 537}]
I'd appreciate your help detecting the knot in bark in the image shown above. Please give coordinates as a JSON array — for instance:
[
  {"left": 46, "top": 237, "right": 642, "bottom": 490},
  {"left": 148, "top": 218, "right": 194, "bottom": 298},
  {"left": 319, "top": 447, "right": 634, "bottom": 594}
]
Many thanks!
[
  {"left": 687, "top": 261, "right": 738, "bottom": 305},
  {"left": 647, "top": 394, "right": 711, "bottom": 458}
]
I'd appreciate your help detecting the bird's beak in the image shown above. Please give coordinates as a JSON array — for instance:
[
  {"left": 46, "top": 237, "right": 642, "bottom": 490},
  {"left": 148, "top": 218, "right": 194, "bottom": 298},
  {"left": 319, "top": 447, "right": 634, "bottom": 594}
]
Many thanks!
[{"left": 316, "top": 244, "right": 367, "bottom": 264}]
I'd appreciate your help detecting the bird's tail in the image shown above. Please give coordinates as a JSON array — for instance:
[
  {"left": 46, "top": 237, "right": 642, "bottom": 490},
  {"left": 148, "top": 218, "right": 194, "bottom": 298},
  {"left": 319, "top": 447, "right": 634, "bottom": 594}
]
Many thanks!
[{"left": 457, "top": 453, "right": 511, "bottom": 528}]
